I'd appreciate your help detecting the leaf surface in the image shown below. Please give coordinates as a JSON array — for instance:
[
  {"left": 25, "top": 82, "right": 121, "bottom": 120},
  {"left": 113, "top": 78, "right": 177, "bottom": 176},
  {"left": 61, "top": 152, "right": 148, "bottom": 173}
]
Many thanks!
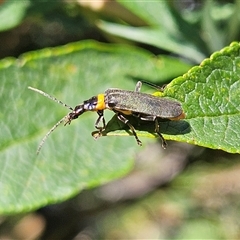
[
  {"left": 0, "top": 40, "right": 190, "bottom": 214},
  {"left": 162, "top": 42, "right": 240, "bottom": 153},
  {"left": 102, "top": 42, "right": 240, "bottom": 154}
]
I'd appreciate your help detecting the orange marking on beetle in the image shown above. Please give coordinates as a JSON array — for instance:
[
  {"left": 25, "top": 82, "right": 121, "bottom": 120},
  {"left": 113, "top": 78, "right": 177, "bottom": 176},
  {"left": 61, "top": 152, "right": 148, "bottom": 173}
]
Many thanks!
[{"left": 95, "top": 94, "right": 106, "bottom": 110}]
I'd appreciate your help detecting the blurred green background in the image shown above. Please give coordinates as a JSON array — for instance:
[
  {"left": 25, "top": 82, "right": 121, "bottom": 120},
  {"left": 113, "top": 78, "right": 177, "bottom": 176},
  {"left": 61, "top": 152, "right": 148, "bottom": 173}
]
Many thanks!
[{"left": 1, "top": 0, "right": 240, "bottom": 239}]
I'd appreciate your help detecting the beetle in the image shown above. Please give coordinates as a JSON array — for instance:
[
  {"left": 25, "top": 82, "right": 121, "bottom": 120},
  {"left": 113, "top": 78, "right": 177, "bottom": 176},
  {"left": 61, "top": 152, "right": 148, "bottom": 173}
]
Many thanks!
[{"left": 28, "top": 81, "right": 185, "bottom": 154}]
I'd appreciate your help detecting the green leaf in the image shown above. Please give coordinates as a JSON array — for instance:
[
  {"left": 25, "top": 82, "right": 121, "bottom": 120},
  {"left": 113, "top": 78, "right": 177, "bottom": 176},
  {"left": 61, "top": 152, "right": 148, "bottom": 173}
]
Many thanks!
[
  {"left": 98, "top": 21, "right": 205, "bottom": 63},
  {"left": 201, "top": 0, "right": 225, "bottom": 52},
  {"left": 0, "top": 0, "right": 30, "bottom": 31},
  {"left": 112, "top": 1, "right": 208, "bottom": 62},
  {"left": 0, "top": 40, "right": 191, "bottom": 214},
  {"left": 226, "top": 1, "right": 240, "bottom": 42},
  {"left": 100, "top": 42, "right": 240, "bottom": 154},
  {"left": 98, "top": 0, "right": 207, "bottom": 63},
  {"left": 164, "top": 42, "right": 240, "bottom": 153},
  {"left": 116, "top": 0, "right": 178, "bottom": 28}
]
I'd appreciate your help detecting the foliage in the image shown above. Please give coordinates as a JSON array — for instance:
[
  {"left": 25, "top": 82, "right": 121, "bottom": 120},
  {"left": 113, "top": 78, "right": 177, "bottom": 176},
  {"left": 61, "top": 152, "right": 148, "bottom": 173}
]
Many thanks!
[
  {"left": 99, "top": 1, "right": 240, "bottom": 63},
  {"left": 0, "top": 3, "right": 240, "bottom": 236},
  {"left": 0, "top": 41, "right": 190, "bottom": 213}
]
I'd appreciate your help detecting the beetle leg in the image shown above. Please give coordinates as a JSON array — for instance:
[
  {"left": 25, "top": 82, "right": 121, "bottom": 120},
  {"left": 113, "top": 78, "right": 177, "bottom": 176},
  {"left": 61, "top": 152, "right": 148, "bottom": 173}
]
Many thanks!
[
  {"left": 139, "top": 115, "right": 167, "bottom": 149},
  {"left": 95, "top": 110, "right": 106, "bottom": 131},
  {"left": 154, "top": 118, "right": 167, "bottom": 149},
  {"left": 139, "top": 115, "right": 155, "bottom": 121},
  {"left": 134, "top": 81, "right": 142, "bottom": 92},
  {"left": 117, "top": 113, "right": 142, "bottom": 146}
]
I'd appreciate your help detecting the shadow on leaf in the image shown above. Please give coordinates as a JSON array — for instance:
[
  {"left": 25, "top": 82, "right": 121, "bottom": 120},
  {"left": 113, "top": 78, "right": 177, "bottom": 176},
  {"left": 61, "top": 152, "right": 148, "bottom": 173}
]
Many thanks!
[{"left": 92, "top": 114, "right": 190, "bottom": 140}]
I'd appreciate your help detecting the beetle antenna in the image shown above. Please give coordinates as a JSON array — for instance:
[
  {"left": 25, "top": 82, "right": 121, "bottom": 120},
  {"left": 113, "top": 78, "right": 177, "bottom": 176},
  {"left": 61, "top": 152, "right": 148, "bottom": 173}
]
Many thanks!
[
  {"left": 36, "top": 115, "right": 67, "bottom": 154},
  {"left": 28, "top": 86, "right": 75, "bottom": 154},
  {"left": 28, "top": 86, "right": 74, "bottom": 111},
  {"left": 141, "top": 80, "right": 166, "bottom": 92}
]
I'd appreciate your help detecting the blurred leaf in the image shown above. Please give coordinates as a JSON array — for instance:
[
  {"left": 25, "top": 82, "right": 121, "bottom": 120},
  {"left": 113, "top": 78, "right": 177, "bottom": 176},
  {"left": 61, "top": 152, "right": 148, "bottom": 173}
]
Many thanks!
[
  {"left": 202, "top": 0, "right": 225, "bottom": 52},
  {"left": 226, "top": 1, "right": 240, "bottom": 42},
  {"left": 98, "top": 21, "right": 205, "bottom": 63},
  {"left": 100, "top": 1, "right": 240, "bottom": 64},
  {"left": 177, "top": 219, "right": 223, "bottom": 239},
  {"left": 0, "top": 0, "right": 30, "bottom": 31},
  {"left": 116, "top": 0, "right": 179, "bottom": 29},
  {"left": 96, "top": 187, "right": 225, "bottom": 239},
  {"left": 0, "top": 40, "right": 190, "bottom": 214},
  {"left": 99, "top": 1, "right": 206, "bottom": 62},
  {"left": 151, "top": 55, "right": 193, "bottom": 81}
]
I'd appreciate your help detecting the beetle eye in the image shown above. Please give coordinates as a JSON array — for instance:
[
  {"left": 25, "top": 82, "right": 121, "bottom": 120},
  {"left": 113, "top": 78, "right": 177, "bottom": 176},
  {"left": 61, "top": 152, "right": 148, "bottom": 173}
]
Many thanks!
[
  {"left": 108, "top": 100, "right": 116, "bottom": 108},
  {"left": 107, "top": 95, "right": 117, "bottom": 108}
]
